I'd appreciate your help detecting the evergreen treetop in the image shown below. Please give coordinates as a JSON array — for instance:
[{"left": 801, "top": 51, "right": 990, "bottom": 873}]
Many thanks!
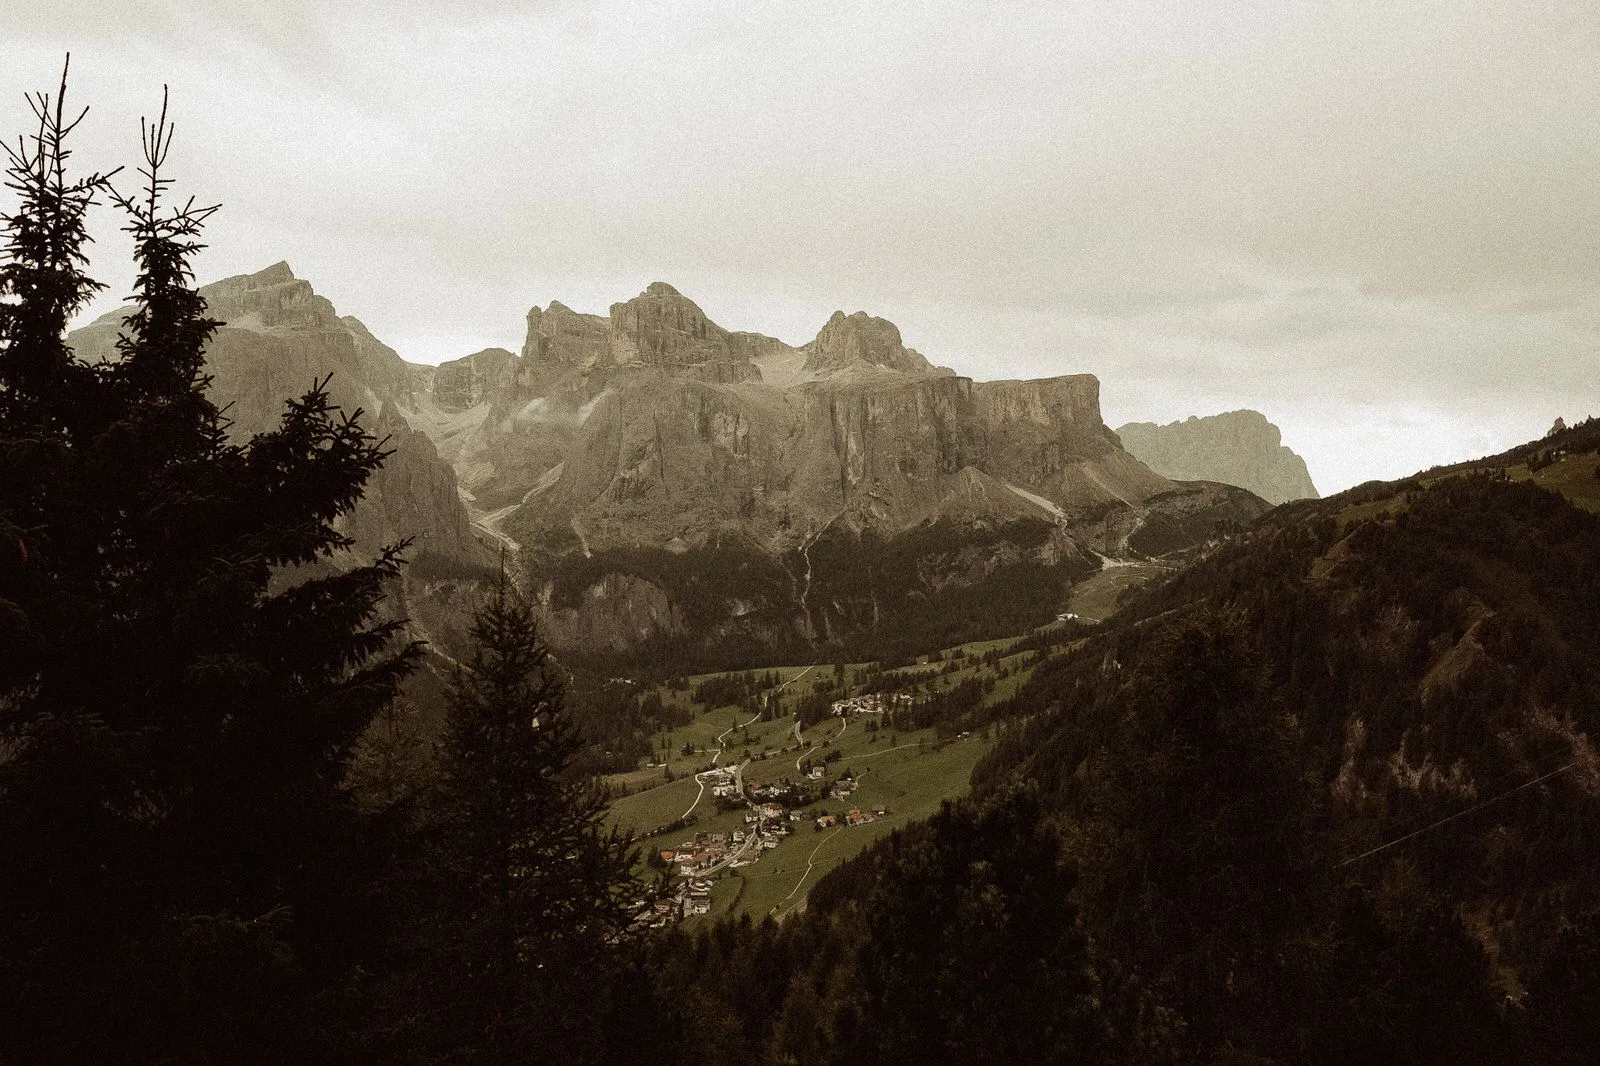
[{"left": 395, "top": 573, "right": 648, "bottom": 1061}]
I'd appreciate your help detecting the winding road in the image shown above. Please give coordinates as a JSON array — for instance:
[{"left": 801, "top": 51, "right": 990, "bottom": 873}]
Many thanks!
[
  {"left": 794, "top": 715, "right": 846, "bottom": 772},
  {"left": 769, "top": 733, "right": 978, "bottom": 917},
  {"left": 675, "top": 665, "right": 822, "bottom": 823},
  {"left": 679, "top": 708, "right": 765, "bottom": 822},
  {"left": 772, "top": 826, "right": 845, "bottom": 919}
]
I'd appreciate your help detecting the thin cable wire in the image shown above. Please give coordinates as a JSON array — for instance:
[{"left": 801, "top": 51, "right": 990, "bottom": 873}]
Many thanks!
[
  {"left": 1358, "top": 745, "right": 1576, "bottom": 839},
  {"left": 1337, "top": 761, "right": 1576, "bottom": 867}
]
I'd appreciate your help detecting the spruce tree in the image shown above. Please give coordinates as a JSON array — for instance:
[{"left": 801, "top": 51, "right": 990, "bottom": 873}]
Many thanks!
[
  {"left": 347, "top": 692, "right": 435, "bottom": 812},
  {"left": 422, "top": 573, "right": 644, "bottom": 1063},
  {"left": 0, "top": 67, "right": 419, "bottom": 1061},
  {"left": 0, "top": 58, "right": 116, "bottom": 686}
]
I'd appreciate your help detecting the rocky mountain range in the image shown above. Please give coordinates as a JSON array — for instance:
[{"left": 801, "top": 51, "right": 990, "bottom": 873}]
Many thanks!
[
  {"left": 1115, "top": 410, "right": 1319, "bottom": 505},
  {"left": 68, "top": 265, "right": 1272, "bottom": 670}
]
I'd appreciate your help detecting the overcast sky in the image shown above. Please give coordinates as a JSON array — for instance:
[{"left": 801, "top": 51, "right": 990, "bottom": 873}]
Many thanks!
[{"left": 5, "top": 1, "right": 1597, "bottom": 493}]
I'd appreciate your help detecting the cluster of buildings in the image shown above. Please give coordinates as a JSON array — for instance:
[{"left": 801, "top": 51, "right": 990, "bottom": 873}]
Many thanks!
[
  {"left": 698, "top": 765, "right": 739, "bottom": 799},
  {"left": 648, "top": 733, "right": 909, "bottom": 922},
  {"left": 658, "top": 829, "right": 746, "bottom": 876},
  {"left": 678, "top": 879, "right": 713, "bottom": 917},
  {"left": 742, "top": 806, "right": 799, "bottom": 838},
  {"left": 830, "top": 692, "right": 916, "bottom": 717},
  {"left": 748, "top": 780, "right": 785, "bottom": 800},
  {"left": 816, "top": 804, "right": 888, "bottom": 830},
  {"left": 656, "top": 802, "right": 798, "bottom": 911},
  {"left": 639, "top": 877, "right": 714, "bottom": 927}
]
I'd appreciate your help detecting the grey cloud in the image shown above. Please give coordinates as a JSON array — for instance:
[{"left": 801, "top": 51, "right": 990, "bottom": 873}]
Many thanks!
[{"left": 2, "top": 0, "right": 1597, "bottom": 493}]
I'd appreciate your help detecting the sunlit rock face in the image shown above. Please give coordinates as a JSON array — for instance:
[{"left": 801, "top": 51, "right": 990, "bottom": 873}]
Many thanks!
[
  {"left": 802, "top": 310, "right": 940, "bottom": 376},
  {"left": 70, "top": 268, "right": 1268, "bottom": 667},
  {"left": 402, "top": 282, "right": 1267, "bottom": 664},
  {"left": 1116, "top": 411, "right": 1320, "bottom": 506}
]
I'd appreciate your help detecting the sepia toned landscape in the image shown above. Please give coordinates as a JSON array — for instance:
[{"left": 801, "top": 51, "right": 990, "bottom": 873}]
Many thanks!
[{"left": 3, "top": 4, "right": 1598, "bottom": 1063}]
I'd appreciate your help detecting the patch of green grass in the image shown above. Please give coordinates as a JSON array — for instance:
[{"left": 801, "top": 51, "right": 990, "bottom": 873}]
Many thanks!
[
  {"left": 1336, "top": 494, "right": 1409, "bottom": 527},
  {"left": 718, "top": 734, "right": 994, "bottom": 920},
  {"left": 1066, "top": 562, "right": 1173, "bottom": 622},
  {"left": 604, "top": 760, "right": 686, "bottom": 797},
  {"left": 1528, "top": 454, "right": 1600, "bottom": 514},
  {"left": 985, "top": 664, "right": 1035, "bottom": 705},
  {"left": 949, "top": 636, "right": 1021, "bottom": 658},
  {"left": 606, "top": 776, "right": 703, "bottom": 837},
  {"left": 647, "top": 708, "right": 796, "bottom": 775}
]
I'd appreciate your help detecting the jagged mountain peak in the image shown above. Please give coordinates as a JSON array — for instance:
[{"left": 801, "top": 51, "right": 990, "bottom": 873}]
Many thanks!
[
  {"left": 195, "top": 261, "right": 339, "bottom": 334},
  {"left": 253, "top": 260, "right": 296, "bottom": 282},
  {"left": 608, "top": 282, "right": 727, "bottom": 355},
  {"left": 803, "top": 308, "right": 938, "bottom": 376},
  {"left": 514, "top": 282, "right": 764, "bottom": 383},
  {"left": 517, "top": 285, "right": 959, "bottom": 384},
  {"left": 825, "top": 309, "right": 884, "bottom": 328}
]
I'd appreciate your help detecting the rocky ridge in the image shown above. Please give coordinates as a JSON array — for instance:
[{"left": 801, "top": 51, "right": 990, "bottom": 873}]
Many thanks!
[
  {"left": 68, "top": 266, "right": 1272, "bottom": 669},
  {"left": 67, "top": 265, "right": 494, "bottom": 676},
  {"left": 69, "top": 263, "right": 485, "bottom": 571},
  {"left": 406, "top": 281, "right": 1269, "bottom": 666},
  {"left": 1116, "top": 410, "right": 1319, "bottom": 505}
]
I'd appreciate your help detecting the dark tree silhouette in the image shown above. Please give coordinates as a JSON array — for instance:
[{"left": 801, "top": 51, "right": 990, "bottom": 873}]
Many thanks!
[
  {"left": 404, "top": 573, "right": 648, "bottom": 1063},
  {"left": 0, "top": 64, "right": 418, "bottom": 1062}
]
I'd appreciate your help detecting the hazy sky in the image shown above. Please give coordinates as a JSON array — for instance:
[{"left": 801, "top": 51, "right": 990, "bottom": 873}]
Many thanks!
[{"left": 5, "top": 1, "right": 1597, "bottom": 493}]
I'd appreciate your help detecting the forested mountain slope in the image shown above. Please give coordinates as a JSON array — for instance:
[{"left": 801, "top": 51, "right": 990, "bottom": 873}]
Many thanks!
[{"left": 647, "top": 419, "right": 1600, "bottom": 1064}]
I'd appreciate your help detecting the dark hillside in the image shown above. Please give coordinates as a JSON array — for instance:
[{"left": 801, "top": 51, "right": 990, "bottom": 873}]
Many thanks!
[
  {"left": 969, "top": 468, "right": 1600, "bottom": 1058},
  {"left": 650, "top": 433, "right": 1600, "bottom": 1063}
]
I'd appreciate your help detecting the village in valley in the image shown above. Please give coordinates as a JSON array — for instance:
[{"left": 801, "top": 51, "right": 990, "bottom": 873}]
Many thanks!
[
  {"left": 607, "top": 625, "right": 1096, "bottom": 926},
  {"left": 604, "top": 562, "right": 1169, "bottom": 925},
  {"left": 645, "top": 759, "right": 891, "bottom": 922}
]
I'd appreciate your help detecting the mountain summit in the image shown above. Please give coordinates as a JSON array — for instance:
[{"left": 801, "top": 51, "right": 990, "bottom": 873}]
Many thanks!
[
  {"left": 1116, "top": 410, "right": 1319, "bottom": 505},
  {"left": 405, "top": 282, "right": 1268, "bottom": 667},
  {"left": 802, "top": 310, "right": 942, "bottom": 376}
]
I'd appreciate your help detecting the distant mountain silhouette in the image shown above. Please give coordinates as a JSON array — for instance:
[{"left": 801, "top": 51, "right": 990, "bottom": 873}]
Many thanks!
[{"left": 1116, "top": 410, "right": 1319, "bottom": 504}]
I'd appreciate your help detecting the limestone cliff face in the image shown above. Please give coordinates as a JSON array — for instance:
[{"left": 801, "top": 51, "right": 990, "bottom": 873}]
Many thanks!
[
  {"left": 428, "top": 348, "right": 519, "bottom": 412},
  {"left": 521, "top": 301, "right": 612, "bottom": 368},
  {"left": 503, "top": 366, "right": 1171, "bottom": 561},
  {"left": 542, "top": 572, "right": 682, "bottom": 656},
  {"left": 387, "top": 283, "right": 1269, "bottom": 665},
  {"left": 1115, "top": 411, "right": 1319, "bottom": 505},
  {"left": 802, "top": 311, "right": 939, "bottom": 376},
  {"left": 608, "top": 282, "right": 724, "bottom": 367},
  {"left": 599, "top": 282, "right": 759, "bottom": 383}
]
